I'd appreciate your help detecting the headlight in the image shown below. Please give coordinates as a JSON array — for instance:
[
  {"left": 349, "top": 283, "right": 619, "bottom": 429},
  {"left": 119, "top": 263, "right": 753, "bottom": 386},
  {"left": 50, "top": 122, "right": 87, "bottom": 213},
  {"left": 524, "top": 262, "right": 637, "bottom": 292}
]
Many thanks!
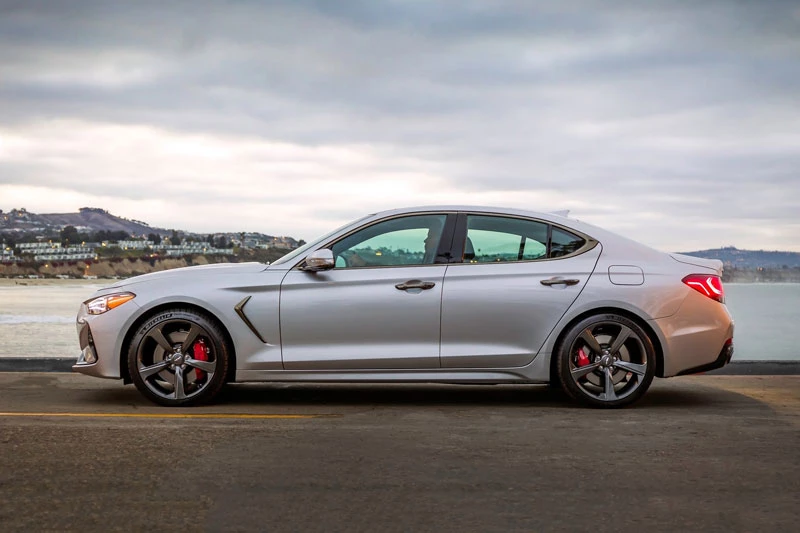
[{"left": 86, "top": 292, "right": 136, "bottom": 315}]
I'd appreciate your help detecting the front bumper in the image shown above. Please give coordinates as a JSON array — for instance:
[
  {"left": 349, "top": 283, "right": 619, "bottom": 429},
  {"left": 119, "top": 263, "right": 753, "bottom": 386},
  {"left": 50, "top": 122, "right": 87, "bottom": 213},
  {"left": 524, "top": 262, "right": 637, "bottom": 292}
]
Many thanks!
[
  {"left": 72, "top": 298, "right": 140, "bottom": 380},
  {"left": 72, "top": 320, "right": 114, "bottom": 379}
]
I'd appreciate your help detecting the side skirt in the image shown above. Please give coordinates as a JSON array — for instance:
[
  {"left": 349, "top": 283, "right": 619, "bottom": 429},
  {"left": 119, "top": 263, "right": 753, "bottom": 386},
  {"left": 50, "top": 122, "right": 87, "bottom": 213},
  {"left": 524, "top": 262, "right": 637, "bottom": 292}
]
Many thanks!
[{"left": 235, "top": 369, "right": 547, "bottom": 384}]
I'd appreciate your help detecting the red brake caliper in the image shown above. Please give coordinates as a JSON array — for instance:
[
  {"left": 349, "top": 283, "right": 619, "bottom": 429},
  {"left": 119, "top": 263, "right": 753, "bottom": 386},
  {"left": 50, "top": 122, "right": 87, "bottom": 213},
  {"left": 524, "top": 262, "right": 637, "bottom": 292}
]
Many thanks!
[
  {"left": 576, "top": 347, "right": 590, "bottom": 367},
  {"left": 192, "top": 338, "right": 208, "bottom": 382}
]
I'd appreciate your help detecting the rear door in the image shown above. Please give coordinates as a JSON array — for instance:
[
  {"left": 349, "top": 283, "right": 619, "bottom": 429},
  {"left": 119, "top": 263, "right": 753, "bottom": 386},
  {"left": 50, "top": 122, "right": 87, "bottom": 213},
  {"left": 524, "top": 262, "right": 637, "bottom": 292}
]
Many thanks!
[{"left": 440, "top": 213, "right": 601, "bottom": 368}]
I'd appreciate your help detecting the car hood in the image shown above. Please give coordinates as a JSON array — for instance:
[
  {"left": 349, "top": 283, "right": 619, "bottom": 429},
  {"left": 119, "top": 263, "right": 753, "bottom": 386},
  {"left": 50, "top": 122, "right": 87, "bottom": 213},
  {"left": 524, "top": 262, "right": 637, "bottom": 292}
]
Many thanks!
[
  {"left": 669, "top": 253, "right": 723, "bottom": 275},
  {"left": 103, "top": 262, "right": 268, "bottom": 289}
]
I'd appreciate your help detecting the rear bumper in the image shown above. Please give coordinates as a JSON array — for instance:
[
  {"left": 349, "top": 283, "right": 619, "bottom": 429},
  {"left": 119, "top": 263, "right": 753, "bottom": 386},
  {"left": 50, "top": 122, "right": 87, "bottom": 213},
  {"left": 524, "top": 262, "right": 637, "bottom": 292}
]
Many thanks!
[
  {"left": 654, "top": 289, "right": 735, "bottom": 377},
  {"left": 676, "top": 340, "right": 734, "bottom": 376}
]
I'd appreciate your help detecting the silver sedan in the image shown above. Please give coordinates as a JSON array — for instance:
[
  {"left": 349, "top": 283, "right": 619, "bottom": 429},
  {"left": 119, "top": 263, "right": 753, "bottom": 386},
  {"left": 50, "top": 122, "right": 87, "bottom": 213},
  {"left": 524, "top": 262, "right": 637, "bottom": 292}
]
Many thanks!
[{"left": 74, "top": 206, "right": 734, "bottom": 408}]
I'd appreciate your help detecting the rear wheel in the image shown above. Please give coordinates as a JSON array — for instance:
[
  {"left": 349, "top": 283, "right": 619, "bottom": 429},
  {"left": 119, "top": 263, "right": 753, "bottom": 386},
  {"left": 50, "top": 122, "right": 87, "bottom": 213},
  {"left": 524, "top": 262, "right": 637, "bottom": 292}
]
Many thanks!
[
  {"left": 127, "top": 308, "right": 230, "bottom": 407},
  {"left": 556, "top": 314, "right": 655, "bottom": 408}
]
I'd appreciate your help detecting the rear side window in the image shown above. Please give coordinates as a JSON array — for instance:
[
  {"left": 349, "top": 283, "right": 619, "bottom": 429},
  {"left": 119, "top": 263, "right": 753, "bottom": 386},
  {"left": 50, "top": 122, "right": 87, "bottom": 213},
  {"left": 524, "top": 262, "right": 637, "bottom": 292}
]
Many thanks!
[
  {"left": 465, "top": 216, "right": 548, "bottom": 263},
  {"left": 463, "top": 215, "right": 587, "bottom": 263},
  {"left": 550, "top": 227, "right": 586, "bottom": 258}
]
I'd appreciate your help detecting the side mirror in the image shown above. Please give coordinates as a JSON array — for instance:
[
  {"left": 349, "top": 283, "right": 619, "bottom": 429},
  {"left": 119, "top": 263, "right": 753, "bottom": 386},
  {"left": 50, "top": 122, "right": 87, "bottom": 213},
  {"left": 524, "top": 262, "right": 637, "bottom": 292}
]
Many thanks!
[{"left": 303, "top": 249, "right": 335, "bottom": 271}]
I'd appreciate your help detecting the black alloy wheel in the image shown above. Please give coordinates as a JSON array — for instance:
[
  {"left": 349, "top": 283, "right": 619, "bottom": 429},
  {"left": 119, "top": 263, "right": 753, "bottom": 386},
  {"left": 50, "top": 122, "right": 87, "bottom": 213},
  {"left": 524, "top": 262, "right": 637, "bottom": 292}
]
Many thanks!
[
  {"left": 557, "top": 313, "right": 656, "bottom": 408},
  {"left": 127, "top": 308, "right": 230, "bottom": 407}
]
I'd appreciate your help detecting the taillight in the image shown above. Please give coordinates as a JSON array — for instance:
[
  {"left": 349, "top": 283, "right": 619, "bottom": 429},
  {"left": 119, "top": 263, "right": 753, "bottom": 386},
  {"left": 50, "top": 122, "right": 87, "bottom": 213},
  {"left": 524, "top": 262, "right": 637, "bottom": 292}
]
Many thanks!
[{"left": 682, "top": 274, "right": 725, "bottom": 303}]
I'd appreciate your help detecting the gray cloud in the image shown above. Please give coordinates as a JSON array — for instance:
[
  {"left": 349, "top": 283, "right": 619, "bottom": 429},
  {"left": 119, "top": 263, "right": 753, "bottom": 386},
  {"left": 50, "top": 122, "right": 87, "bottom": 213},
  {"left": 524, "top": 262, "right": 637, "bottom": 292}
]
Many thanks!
[{"left": 0, "top": 0, "right": 799, "bottom": 249}]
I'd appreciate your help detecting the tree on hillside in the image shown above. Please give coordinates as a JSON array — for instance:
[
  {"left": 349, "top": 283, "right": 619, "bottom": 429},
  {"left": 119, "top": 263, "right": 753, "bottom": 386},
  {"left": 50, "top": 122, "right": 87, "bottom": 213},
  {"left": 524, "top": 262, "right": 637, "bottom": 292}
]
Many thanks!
[
  {"left": 60, "top": 225, "right": 79, "bottom": 247},
  {"left": 92, "top": 230, "right": 129, "bottom": 243},
  {"left": 147, "top": 233, "right": 162, "bottom": 245},
  {"left": 97, "top": 245, "right": 123, "bottom": 258}
]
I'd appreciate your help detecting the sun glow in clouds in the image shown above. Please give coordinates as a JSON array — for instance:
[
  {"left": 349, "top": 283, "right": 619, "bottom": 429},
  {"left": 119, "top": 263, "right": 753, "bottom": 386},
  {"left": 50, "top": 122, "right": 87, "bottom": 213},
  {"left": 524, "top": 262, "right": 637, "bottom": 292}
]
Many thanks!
[
  {"left": 0, "top": 120, "right": 579, "bottom": 241},
  {"left": 1, "top": 1, "right": 798, "bottom": 250}
]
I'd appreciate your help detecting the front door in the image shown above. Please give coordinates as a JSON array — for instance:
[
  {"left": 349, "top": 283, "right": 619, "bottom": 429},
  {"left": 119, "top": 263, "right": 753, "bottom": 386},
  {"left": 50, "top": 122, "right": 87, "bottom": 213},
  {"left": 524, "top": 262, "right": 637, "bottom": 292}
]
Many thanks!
[{"left": 280, "top": 213, "right": 454, "bottom": 370}]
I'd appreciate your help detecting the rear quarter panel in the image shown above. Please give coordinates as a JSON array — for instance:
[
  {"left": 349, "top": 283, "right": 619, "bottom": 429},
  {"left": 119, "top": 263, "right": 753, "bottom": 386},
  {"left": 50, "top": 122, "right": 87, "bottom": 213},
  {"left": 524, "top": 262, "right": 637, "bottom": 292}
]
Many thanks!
[
  {"left": 530, "top": 229, "right": 734, "bottom": 379},
  {"left": 528, "top": 233, "right": 695, "bottom": 379}
]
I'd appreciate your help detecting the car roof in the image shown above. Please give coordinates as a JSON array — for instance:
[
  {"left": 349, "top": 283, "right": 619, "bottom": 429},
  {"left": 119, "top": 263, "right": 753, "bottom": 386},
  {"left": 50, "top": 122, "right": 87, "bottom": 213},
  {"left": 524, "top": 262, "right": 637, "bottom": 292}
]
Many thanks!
[{"left": 371, "top": 205, "right": 572, "bottom": 224}]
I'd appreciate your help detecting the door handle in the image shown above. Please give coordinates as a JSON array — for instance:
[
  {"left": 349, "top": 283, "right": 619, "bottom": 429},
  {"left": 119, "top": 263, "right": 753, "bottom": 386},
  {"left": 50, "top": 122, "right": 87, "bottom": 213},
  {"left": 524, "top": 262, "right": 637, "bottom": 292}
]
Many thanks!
[
  {"left": 395, "top": 279, "right": 436, "bottom": 291},
  {"left": 540, "top": 277, "right": 580, "bottom": 287}
]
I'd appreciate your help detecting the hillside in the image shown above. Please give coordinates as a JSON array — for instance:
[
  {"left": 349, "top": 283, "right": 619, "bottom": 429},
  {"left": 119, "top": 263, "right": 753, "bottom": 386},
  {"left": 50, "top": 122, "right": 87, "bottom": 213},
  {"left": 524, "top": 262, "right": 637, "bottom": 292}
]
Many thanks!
[
  {"left": 1, "top": 207, "right": 299, "bottom": 254},
  {"left": 2, "top": 208, "right": 797, "bottom": 270},
  {"left": 1, "top": 207, "right": 171, "bottom": 236},
  {"left": 680, "top": 247, "right": 800, "bottom": 269},
  {"left": 39, "top": 208, "right": 168, "bottom": 235}
]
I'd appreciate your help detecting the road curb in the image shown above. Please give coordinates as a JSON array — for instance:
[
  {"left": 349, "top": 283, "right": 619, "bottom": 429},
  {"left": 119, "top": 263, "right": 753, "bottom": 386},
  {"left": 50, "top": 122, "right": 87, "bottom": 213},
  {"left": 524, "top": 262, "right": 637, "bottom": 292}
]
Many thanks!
[
  {"left": 0, "top": 358, "right": 75, "bottom": 372},
  {"left": 706, "top": 361, "right": 800, "bottom": 375},
  {"left": 0, "top": 358, "right": 798, "bottom": 375}
]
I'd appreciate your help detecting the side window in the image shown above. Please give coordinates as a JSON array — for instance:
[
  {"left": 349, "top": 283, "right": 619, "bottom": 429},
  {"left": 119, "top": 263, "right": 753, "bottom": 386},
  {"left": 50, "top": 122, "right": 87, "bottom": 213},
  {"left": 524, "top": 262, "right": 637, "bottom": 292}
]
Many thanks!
[
  {"left": 465, "top": 216, "right": 548, "bottom": 263},
  {"left": 331, "top": 214, "right": 448, "bottom": 268},
  {"left": 550, "top": 227, "right": 586, "bottom": 258}
]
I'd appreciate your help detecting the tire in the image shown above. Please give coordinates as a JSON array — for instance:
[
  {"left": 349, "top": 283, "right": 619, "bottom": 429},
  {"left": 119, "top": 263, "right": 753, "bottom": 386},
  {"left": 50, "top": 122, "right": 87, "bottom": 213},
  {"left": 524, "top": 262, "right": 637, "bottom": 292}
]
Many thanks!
[
  {"left": 127, "top": 308, "right": 230, "bottom": 407},
  {"left": 556, "top": 313, "right": 656, "bottom": 408}
]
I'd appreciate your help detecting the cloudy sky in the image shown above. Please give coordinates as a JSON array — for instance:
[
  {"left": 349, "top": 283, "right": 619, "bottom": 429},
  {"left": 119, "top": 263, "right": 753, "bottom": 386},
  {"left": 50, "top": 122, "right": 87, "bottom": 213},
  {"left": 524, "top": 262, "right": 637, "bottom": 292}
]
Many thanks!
[{"left": 1, "top": 0, "right": 798, "bottom": 251}]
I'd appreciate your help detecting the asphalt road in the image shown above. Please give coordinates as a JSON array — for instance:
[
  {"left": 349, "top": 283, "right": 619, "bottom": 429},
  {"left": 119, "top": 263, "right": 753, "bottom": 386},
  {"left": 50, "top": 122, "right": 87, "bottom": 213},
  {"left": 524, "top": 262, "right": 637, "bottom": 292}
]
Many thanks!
[{"left": 0, "top": 373, "right": 798, "bottom": 532}]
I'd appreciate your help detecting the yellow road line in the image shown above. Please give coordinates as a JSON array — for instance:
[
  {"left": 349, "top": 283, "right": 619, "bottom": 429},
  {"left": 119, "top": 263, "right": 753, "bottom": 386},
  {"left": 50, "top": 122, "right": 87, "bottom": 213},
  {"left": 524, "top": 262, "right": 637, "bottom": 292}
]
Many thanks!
[{"left": 0, "top": 412, "right": 331, "bottom": 420}]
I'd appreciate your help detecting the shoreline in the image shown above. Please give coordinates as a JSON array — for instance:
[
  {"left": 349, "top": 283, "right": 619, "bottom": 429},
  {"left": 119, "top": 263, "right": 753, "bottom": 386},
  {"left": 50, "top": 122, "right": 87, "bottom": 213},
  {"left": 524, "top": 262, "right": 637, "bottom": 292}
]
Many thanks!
[{"left": 0, "top": 277, "right": 107, "bottom": 287}]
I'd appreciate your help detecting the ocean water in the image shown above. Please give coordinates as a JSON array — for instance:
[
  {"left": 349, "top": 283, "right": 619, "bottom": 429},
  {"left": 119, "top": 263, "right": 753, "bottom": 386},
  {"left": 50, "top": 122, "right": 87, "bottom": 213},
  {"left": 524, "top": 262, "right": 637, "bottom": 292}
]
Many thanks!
[
  {"left": 0, "top": 283, "right": 105, "bottom": 359},
  {"left": 0, "top": 281, "right": 797, "bottom": 361}
]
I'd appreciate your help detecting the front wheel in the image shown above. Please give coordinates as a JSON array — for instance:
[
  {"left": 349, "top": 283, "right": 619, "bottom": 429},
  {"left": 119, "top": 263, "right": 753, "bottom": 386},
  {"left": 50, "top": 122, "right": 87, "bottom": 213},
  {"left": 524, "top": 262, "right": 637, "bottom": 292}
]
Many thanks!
[
  {"left": 127, "top": 308, "right": 230, "bottom": 407},
  {"left": 556, "top": 314, "right": 656, "bottom": 408}
]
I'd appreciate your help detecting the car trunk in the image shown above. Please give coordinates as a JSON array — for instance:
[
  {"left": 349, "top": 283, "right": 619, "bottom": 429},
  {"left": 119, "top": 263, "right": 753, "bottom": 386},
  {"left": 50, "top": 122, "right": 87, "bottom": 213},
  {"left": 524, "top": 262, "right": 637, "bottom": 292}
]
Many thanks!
[{"left": 669, "top": 253, "right": 723, "bottom": 276}]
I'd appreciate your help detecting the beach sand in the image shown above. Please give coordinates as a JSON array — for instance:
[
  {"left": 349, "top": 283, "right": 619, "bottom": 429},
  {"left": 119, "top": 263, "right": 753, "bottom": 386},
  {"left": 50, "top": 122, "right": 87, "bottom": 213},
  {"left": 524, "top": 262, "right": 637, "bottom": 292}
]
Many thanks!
[{"left": 0, "top": 277, "right": 109, "bottom": 287}]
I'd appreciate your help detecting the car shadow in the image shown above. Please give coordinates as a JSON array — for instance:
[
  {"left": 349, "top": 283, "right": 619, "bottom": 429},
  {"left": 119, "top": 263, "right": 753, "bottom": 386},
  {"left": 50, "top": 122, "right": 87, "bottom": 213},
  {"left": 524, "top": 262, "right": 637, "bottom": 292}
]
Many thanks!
[
  {"left": 218, "top": 383, "right": 573, "bottom": 408},
  {"left": 211, "top": 380, "right": 746, "bottom": 410},
  {"left": 79, "top": 379, "right": 767, "bottom": 412}
]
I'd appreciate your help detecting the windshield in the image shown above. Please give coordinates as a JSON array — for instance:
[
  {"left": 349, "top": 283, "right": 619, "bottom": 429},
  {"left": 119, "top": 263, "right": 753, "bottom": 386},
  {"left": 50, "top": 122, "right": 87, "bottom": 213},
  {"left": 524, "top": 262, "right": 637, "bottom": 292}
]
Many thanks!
[{"left": 269, "top": 214, "right": 373, "bottom": 267}]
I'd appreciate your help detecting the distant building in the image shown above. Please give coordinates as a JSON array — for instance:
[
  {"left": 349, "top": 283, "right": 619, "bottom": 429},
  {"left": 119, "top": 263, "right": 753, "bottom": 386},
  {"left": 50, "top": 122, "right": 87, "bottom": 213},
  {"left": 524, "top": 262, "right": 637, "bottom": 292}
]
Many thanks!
[
  {"left": 118, "top": 240, "right": 154, "bottom": 250},
  {"left": 65, "top": 246, "right": 94, "bottom": 254},
  {"left": 270, "top": 236, "right": 298, "bottom": 248},
  {"left": 1, "top": 245, "right": 16, "bottom": 262},
  {"left": 240, "top": 235, "right": 298, "bottom": 250},
  {"left": 21, "top": 244, "right": 97, "bottom": 262},
  {"left": 19, "top": 242, "right": 61, "bottom": 251},
  {"left": 160, "top": 241, "right": 229, "bottom": 256},
  {"left": 34, "top": 246, "right": 97, "bottom": 261}
]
